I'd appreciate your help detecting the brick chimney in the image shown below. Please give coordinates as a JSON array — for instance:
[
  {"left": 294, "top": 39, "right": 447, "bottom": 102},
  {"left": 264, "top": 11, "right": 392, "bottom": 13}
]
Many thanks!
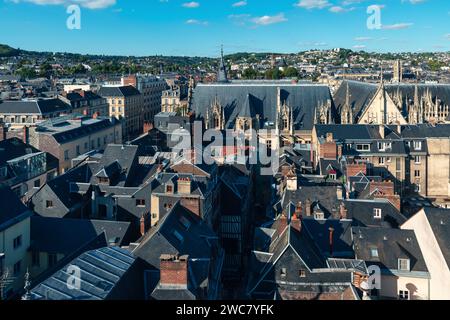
[
  {"left": 339, "top": 202, "right": 348, "bottom": 219},
  {"left": 140, "top": 214, "right": 146, "bottom": 236},
  {"left": 291, "top": 205, "right": 302, "bottom": 233},
  {"left": 276, "top": 213, "right": 288, "bottom": 235},
  {"left": 305, "top": 198, "right": 312, "bottom": 217},
  {"left": 143, "top": 121, "right": 153, "bottom": 134},
  {"left": 0, "top": 123, "right": 7, "bottom": 141},
  {"left": 329, "top": 227, "right": 335, "bottom": 257},
  {"left": 23, "top": 126, "right": 29, "bottom": 144},
  {"left": 160, "top": 254, "right": 189, "bottom": 287},
  {"left": 178, "top": 177, "right": 192, "bottom": 194},
  {"left": 326, "top": 132, "right": 333, "bottom": 142}
]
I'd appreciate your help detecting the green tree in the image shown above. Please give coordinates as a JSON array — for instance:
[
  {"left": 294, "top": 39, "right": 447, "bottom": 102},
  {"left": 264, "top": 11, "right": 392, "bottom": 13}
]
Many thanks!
[
  {"left": 16, "top": 67, "right": 36, "bottom": 79},
  {"left": 283, "top": 66, "right": 299, "bottom": 78},
  {"left": 265, "top": 68, "right": 281, "bottom": 80},
  {"left": 242, "top": 68, "right": 258, "bottom": 79}
]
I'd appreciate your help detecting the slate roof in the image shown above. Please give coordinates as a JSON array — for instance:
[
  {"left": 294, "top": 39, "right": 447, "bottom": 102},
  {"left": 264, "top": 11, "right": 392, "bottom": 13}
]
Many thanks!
[
  {"left": 344, "top": 199, "right": 407, "bottom": 228},
  {"left": 279, "top": 184, "right": 342, "bottom": 219},
  {"left": 352, "top": 227, "right": 429, "bottom": 274},
  {"left": 394, "top": 123, "right": 450, "bottom": 138},
  {"left": 422, "top": 207, "right": 450, "bottom": 269},
  {"left": 315, "top": 124, "right": 382, "bottom": 141},
  {"left": 30, "top": 246, "right": 137, "bottom": 300},
  {"left": 30, "top": 216, "right": 132, "bottom": 254},
  {"left": 40, "top": 164, "right": 92, "bottom": 216},
  {"left": 98, "top": 85, "right": 141, "bottom": 97},
  {"left": 248, "top": 213, "right": 366, "bottom": 297},
  {"left": 302, "top": 218, "right": 354, "bottom": 258},
  {"left": 334, "top": 81, "right": 450, "bottom": 123},
  {"left": 0, "top": 98, "right": 71, "bottom": 115},
  {"left": 192, "top": 83, "right": 334, "bottom": 131},
  {"left": 47, "top": 118, "right": 119, "bottom": 144},
  {"left": 133, "top": 202, "right": 223, "bottom": 299},
  {"left": 0, "top": 186, "right": 32, "bottom": 232}
]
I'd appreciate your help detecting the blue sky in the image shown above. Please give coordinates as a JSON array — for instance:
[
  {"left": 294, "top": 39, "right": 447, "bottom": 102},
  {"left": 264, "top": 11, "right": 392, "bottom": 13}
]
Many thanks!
[{"left": 0, "top": 0, "right": 448, "bottom": 56}]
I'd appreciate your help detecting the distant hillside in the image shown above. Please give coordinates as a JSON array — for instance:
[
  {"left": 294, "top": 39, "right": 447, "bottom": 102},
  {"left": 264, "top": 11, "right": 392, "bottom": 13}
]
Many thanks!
[{"left": 0, "top": 44, "right": 20, "bottom": 57}]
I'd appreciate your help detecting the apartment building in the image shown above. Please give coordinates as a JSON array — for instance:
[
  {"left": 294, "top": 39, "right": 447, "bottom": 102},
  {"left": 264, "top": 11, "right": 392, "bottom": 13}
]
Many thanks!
[
  {"left": 122, "top": 74, "right": 167, "bottom": 123},
  {"left": 98, "top": 85, "right": 143, "bottom": 140},
  {"left": 28, "top": 116, "right": 122, "bottom": 173}
]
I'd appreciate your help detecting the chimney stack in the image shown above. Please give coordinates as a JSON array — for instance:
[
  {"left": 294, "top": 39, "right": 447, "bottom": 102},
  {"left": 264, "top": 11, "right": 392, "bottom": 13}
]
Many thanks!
[
  {"left": 305, "top": 199, "right": 312, "bottom": 217},
  {"left": 291, "top": 209, "right": 302, "bottom": 233},
  {"left": 329, "top": 227, "right": 335, "bottom": 257},
  {"left": 277, "top": 213, "right": 288, "bottom": 235},
  {"left": 178, "top": 177, "right": 192, "bottom": 194},
  {"left": 140, "top": 214, "right": 146, "bottom": 236},
  {"left": 160, "top": 254, "right": 189, "bottom": 288},
  {"left": 23, "top": 126, "right": 29, "bottom": 144},
  {"left": 339, "top": 202, "right": 348, "bottom": 219}
]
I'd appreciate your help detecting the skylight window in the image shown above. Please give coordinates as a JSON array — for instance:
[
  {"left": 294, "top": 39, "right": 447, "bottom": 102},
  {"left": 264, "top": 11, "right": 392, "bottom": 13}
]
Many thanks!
[
  {"left": 370, "top": 248, "right": 379, "bottom": 258},
  {"left": 173, "top": 230, "right": 184, "bottom": 243}
]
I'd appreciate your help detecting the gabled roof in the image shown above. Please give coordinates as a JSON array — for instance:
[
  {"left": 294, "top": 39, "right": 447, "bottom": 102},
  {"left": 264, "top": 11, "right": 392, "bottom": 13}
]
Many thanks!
[
  {"left": 98, "top": 85, "right": 141, "bottom": 97},
  {"left": 30, "top": 216, "right": 132, "bottom": 254},
  {"left": 0, "top": 98, "right": 71, "bottom": 115},
  {"left": 422, "top": 207, "right": 450, "bottom": 269},
  {"left": 192, "top": 83, "right": 334, "bottom": 131},
  {"left": 133, "top": 202, "right": 220, "bottom": 267},
  {"left": 0, "top": 186, "right": 32, "bottom": 232},
  {"left": 352, "top": 226, "right": 428, "bottom": 274},
  {"left": 41, "top": 164, "right": 93, "bottom": 215},
  {"left": 30, "top": 246, "right": 137, "bottom": 300},
  {"left": 133, "top": 202, "right": 222, "bottom": 298},
  {"left": 281, "top": 184, "right": 342, "bottom": 219},
  {"left": 344, "top": 199, "right": 406, "bottom": 228}
]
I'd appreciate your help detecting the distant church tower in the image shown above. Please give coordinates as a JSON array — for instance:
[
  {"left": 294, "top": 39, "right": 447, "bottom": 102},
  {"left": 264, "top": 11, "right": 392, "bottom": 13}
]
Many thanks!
[
  {"left": 393, "top": 60, "right": 403, "bottom": 83},
  {"left": 217, "top": 45, "right": 229, "bottom": 83},
  {"left": 340, "top": 82, "right": 353, "bottom": 124}
]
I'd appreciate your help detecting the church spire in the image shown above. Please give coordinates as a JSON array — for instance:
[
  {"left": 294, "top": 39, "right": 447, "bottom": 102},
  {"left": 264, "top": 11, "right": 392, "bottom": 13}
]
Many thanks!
[{"left": 217, "top": 45, "right": 229, "bottom": 83}]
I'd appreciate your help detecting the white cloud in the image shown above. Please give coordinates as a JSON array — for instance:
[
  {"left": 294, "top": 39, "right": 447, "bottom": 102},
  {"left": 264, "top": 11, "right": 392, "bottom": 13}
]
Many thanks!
[
  {"left": 354, "top": 36, "right": 373, "bottom": 41},
  {"left": 329, "top": 6, "right": 355, "bottom": 13},
  {"left": 402, "top": 0, "right": 427, "bottom": 4},
  {"left": 186, "top": 19, "right": 208, "bottom": 25},
  {"left": 251, "top": 13, "right": 287, "bottom": 25},
  {"left": 353, "top": 45, "right": 366, "bottom": 49},
  {"left": 232, "top": 1, "right": 247, "bottom": 7},
  {"left": 182, "top": 1, "right": 200, "bottom": 8},
  {"left": 9, "top": 0, "right": 116, "bottom": 9},
  {"left": 381, "top": 23, "right": 413, "bottom": 30},
  {"left": 295, "top": 0, "right": 331, "bottom": 9},
  {"left": 445, "top": 34, "right": 450, "bottom": 40}
]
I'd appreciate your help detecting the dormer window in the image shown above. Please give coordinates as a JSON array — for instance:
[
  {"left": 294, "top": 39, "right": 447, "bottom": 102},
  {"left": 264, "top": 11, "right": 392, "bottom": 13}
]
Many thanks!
[
  {"left": 356, "top": 144, "right": 370, "bottom": 152},
  {"left": 374, "top": 208, "right": 382, "bottom": 219},
  {"left": 398, "top": 258, "right": 410, "bottom": 271},
  {"left": 98, "top": 177, "right": 109, "bottom": 184},
  {"left": 166, "top": 185, "right": 173, "bottom": 193},
  {"left": 413, "top": 141, "right": 422, "bottom": 151},
  {"left": 280, "top": 268, "right": 287, "bottom": 278}
]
